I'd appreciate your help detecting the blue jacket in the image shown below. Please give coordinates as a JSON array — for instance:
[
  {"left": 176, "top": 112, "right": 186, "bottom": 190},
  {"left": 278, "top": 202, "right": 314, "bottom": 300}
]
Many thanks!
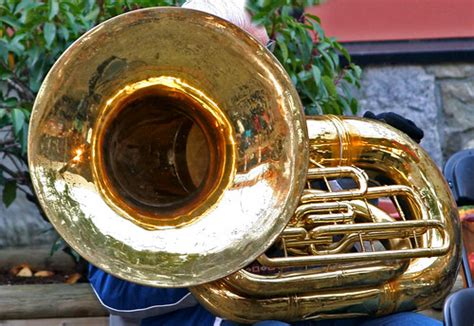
[
  {"left": 89, "top": 266, "right": 442, "bottom": 326},
  {"left": 88, "top": 265, "right": 218, "bottom": 326}
]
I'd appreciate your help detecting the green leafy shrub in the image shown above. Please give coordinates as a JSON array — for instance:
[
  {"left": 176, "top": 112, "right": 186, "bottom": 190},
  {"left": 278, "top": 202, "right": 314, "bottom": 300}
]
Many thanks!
[
  {"left": 0, "top": 0, "right": 360, "bottom": 217},
  {"left": 248, "top": 0, "right": 361, "bottom": 115}
]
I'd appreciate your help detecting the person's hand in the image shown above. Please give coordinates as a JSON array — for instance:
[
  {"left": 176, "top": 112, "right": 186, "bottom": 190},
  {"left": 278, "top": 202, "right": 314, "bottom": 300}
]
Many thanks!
[
  {"left": 363, "top": 111, "right": 424, "bottom": 143},
  {"left": 182, "top": 0, "right": 269, "bottom": 45}
]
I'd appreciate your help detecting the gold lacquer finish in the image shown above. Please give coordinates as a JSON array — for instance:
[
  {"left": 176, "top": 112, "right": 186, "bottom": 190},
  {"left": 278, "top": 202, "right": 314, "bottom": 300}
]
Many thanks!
[
  {"left": 91, "top": 76, "right": 234, "bottom": 229},
  {"left": 28, "top": 8, "right": 308, "bottom": 287},
  {"left": 191, "top": 116, "right": 461, "bottom": 322}
]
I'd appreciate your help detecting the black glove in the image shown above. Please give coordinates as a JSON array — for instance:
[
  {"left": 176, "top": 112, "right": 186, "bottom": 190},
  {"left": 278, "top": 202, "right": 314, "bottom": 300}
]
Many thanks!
[{"left": 363, "top": 111, "right": 424, "bottom": 143}]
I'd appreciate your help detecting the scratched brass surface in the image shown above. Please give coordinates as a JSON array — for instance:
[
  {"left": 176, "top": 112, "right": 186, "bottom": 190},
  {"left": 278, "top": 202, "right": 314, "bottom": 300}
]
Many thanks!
[
  {"left": 28, "top": 8, "right": 308, "bottom": 287},
  {"left": 191, "top": 116, "right": 461, "bottom": 322}
]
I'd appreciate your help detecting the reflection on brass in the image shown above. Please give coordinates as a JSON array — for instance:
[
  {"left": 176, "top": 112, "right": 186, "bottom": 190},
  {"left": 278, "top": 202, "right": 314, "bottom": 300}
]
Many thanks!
[
  {"left": 28, "top": 8, "right": 308, "bottom": 287},
  {"left": 28, "top": 7, "right": 460, "bottom": 322},
  {"left": 91, "top": 77, "right": 234, "bottom": 229},
  {"left": 191, "top": 116, "right": 461, "bottom": 322}
]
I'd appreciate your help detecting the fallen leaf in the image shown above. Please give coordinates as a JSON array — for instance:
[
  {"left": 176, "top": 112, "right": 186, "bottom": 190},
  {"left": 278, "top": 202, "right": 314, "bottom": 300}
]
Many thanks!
[
  {"left": 65, "top": 273, "right": 82, "bottom": 284},
  {"left": 10, "top": 263, "right": 32, "bottom": 276},
  {"left": 34, "top": 270, "right": 55, "bottom": 277},
  {"left": 17, "top": 266, "right": 33, "bottom": 277}
]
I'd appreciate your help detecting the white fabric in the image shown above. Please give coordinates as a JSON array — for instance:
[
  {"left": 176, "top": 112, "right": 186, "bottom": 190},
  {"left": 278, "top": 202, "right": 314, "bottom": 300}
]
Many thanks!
[{"left": 182, "top": 0, "right": 269, "bottom": 44}]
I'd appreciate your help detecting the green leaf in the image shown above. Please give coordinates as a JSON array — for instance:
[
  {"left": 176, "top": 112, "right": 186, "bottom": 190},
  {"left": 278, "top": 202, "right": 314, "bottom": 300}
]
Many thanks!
[
  {"left": 305, "top": 13, "right": 321, "bottom": 24},
  {"left": 319, "top": 47, "right": 335, "bottom": 72},
  {"left": 322, "top": 75, "right": 337, "bottom": 97},
  {"left": 48, "top": 0, "right": 59, "bottom": 21},
  {"left": 11, "top": 108, "right": 25, "bottom": 135},
  {"left": 305, "top": 102, "right": 322, "bottom": 115},
  {"left": 3, "top": 180, "right": 17, "bottom": 208},
  {"left": 0, "top": 39, "right": 9, "bottom": 61},
  {"left": 58, "top": 25, "right": 70, "bottom": 41},
  {"left": 26, "top": 46, "right": 40, "bottom": 67},
  {"left": 307, "top": 16, "right": 325, "bottom": 39},
  {"left": 344, "top": 70, "right": 355, "bottom": 84},
  {"left": 300, "top": 81, "right": 317, "bottom": 102},
  {"left": 352, "top": 63, "right": 362, "bottom": 78},
  {"left": 330, "top": 50, "right": 340, "bottom": 68},
  {"left": 0, "top": 165, "right": 7, "bottom": 186},
  {"left": 338, "top": 96, "right": 351, "bottom": 115},
  {"left": 3, "top": 97, "right": 18, "bottom": 108},
  {"left": 29, "top": 57, "right": 46, "bottom": 92},
  {"left": 334, "top": 42, "right": 351, "bottom": 62},
  {"left": 311, "top": 65, "right": 321, "bottom": 84},
  {"left": 276, "top": 35, "right": 288, "bottom": 63},
  {"left": 340, "top": 82, "right": 352, "bottom": 98},
  {"left": 7, "top": 34, "right": 26, "bottom": 54},
  {"left": 317, "top": 42, "right": 330, "bottom": 51},
  {"left": 65, "top": 11, "right": 79, "bottom": 35},
  {"left": 50, "top": 237, "right": 66, "bottom": 256},
  {"left": 18, "top": 122, "right": 28, "bottom": 155},
  {"left": 297, "top": 70, "right": 311, "bottom": 81},
  {"left": 350, "top": 97, "right": 358, "bottom": 114},
  {"left": 0, "top": 16, "right": 21, "bottom": 29},
  {"left": 0, "top": 69, "right": 9, "bottom": 80},
  {"left": 14, "top": 0, "right": 34, "bottom": 14},
  {"left": 43, "top": 22, "right": 56, "bottom": 47},
  {"left": 84, "top": 6, "right": 100, "bottom": 22}
]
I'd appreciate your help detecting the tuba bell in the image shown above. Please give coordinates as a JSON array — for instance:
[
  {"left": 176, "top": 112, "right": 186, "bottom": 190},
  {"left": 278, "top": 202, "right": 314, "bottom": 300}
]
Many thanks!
[{"left": 28, "top": 7, "right": 461, "bottom": 322}]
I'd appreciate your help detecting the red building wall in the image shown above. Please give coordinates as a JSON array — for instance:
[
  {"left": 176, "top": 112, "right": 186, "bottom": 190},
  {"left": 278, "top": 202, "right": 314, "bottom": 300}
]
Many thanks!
[{"left": 309, "top": 0, "right": 474, "bottom": 42}]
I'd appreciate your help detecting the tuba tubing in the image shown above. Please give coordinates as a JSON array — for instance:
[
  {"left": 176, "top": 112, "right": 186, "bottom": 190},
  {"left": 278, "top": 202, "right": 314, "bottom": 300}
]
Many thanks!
[{"left": 190, "top": 115, "right": 461, "bottom": 323}]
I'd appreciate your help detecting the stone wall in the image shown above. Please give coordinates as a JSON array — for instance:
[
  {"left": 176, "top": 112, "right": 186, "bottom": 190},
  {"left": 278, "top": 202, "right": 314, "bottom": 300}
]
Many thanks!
[
  {"left": 356, "top": 62, "right": 474, "bottom": 167},
  {"left": 0, "top": 187, "right": 57, "bottom": 249}
]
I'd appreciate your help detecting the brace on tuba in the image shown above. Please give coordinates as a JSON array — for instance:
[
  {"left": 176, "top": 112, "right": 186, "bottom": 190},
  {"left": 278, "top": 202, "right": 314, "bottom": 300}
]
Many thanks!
[
  {"left": 191, "top": 115, "right": 461, "bottom": 322},
  {"left": 27, "top": 7, "right": 461, "bottom": 323}
]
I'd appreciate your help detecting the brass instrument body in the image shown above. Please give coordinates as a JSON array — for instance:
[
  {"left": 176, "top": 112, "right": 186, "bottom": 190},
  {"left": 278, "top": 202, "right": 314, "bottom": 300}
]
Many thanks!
[
  {"left": 28, "top": 8, "right": 308, "bottom": 287},
  {"left": 190, "top": 116, "right": 461, "bottom": 322},
  {"left": 27, "top": 7, "right": 461, "bottom": 324}
]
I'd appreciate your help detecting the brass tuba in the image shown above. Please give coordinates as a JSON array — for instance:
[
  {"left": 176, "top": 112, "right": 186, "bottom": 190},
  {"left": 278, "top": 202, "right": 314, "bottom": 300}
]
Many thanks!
[
  {"left": 28, "top": 7, "right": 461, "bottom": 322},
  {"left": 191, "top": 115, "right": 461, "bottom": 322}
]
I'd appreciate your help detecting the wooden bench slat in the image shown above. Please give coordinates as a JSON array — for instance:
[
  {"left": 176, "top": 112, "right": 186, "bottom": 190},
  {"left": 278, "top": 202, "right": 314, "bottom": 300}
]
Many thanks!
[{"left": 0, "top": 284, "right": 108, "bottom": 320}]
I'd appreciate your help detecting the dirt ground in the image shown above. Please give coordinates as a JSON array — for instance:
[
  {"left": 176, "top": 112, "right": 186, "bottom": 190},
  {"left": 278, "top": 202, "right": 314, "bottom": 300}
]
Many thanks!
[{"left": 0, "top": 270, "right": 85, "bottom": 285}]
